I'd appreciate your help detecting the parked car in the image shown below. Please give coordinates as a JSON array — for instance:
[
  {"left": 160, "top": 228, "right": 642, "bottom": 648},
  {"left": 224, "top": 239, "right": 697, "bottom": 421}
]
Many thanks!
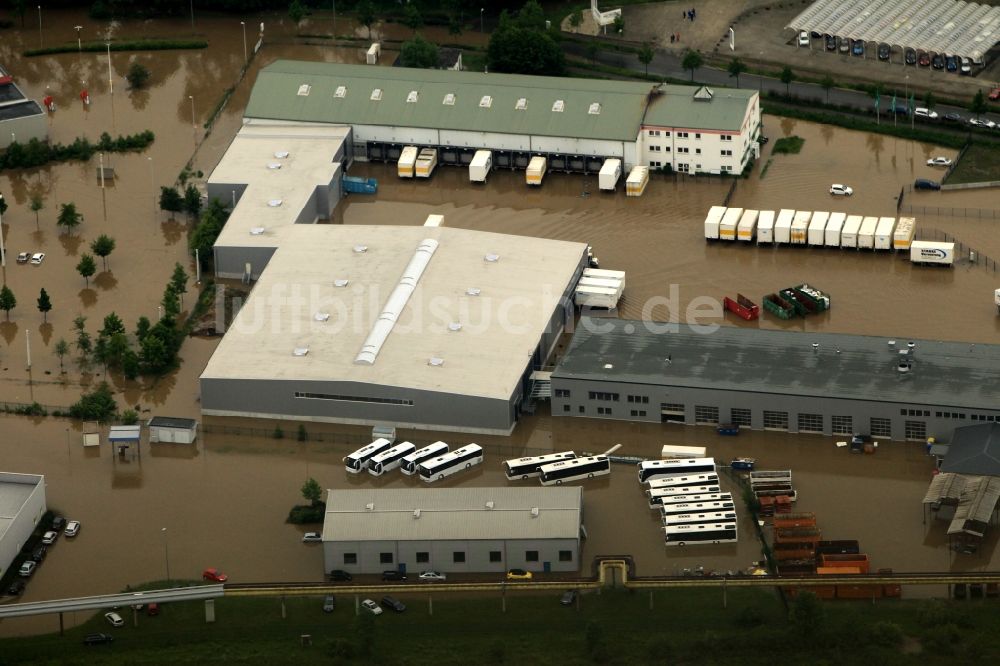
[
  {"left": 716, "top": 423, "right": 740, "bottom": 436},
  {"left": 328, "top": 569, "right": 353, "bottom": 582},
  {"left": 851, "top": 39, "right": 864, "bottom": 56},
  {"left": 797, "top": 31, "right": 810, "bottom": 47},
  {"left": 918, "top": 52, "right": 931, "bottom": 67},
  {"left": 904, "top": 48, "right": 917, "bottom": 65},
  {"left": 361, "top": 599, "right": 383, "bottom": 615},
  {"left": 969, "top": 118, "right": 997, "bottom": 129},
  {"left": 41, "top": 531, "right": 58, "bottom": 545},
  {"left": 838, "top": 37, "right": 849, "bottom": 53},
  {"left": 51, "top": 516, "right": 65, "bottom": 531},
  {"left": 945, "top": 56, "right": 958, "bottom": 72},
  {"left": 18, "top": 561, "right": 36, "bottom": 577},
  {"left": 913, "top": 107, "right": 938, "bottom": 119},
  {"left": 31, "top": 545, "right": 47, "bottom": 562},
  {"left": 877, "top": 43, "right": 890, "bottom": 61},
  {"left": 65, "top": 520, "right": 81, "bottom": 537},
  {"left": 202, "top": 568, "right": 228, "bottom": 582},
  {"left": 960, "top": 58, "right": 972, "bottom": 75},
  {"left": 104, "top": 612, "right": 125, "bottom": 627},
  {"left": 83, "top": 633, "right": 115, "bottom": 646},
  {"left": 322, "top": 595, "right": 335, "bottom": 613},
  {"left": 380, "top": 595, "right": 406, "bottom": 613},
  {"left": 931, "top": 54, "right": 945, "bottom": 70},
  {"left": 7, "top": 579, "right": 26, "bottom": 596},
  {"left": 926, "top": 157, "right": 953, "bottom": 167},
  {"left": 16, "top": 252, "right": 29, "bottom": 264},
  {"left": 302, "top": 532, "right": 321, "bottom": 543},
  {"left": 29, "top": 252, "right": 45, "bottom": 265},
  {"left": 381, "top": 570, "right": 407, "bottom": 582},
  {"left": 418, "top": 570, "right": 447, "bottom": 582},
  {"left": 914, "top": 179, "right": 941, "bottom": 191},
  {"left": 560, "top": 590, "right": 578, "bottom": 606},
  {"left": 829, "top": 184, "right": 853, "bottom": 196},
  {"left": 990, "top": 87, "right": 1000, "bottom": 101},
  {"left": 146, "top": 603, "right": 160, "bottom": 617},
  {"left": 825, "top": 35, "right": 836, "bottom": 51},
  {"left": 943, "top": 112, "right": 962, "bottom": 122},
  {"left": 507, "top": 568, "right": 533, "bottom": 581}
]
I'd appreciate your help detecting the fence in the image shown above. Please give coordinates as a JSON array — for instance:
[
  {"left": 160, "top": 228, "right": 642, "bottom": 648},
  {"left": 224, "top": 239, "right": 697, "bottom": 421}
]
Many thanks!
[
  {"left": 900, "top": 204, "right": 1000, "bottom": 219},
  {"left": 722, "top": 179, "right": 738, "bottom": 207},
  {"left": 0, "top": 401, "right": 71, "bottom": 416},
  {"left": 914, "top": 228, "right": 1000, "bottom": 273}
]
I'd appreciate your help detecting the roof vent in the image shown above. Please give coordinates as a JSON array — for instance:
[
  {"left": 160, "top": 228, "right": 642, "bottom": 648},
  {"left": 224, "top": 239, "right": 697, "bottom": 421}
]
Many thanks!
[
  {"left": 297, "top": 84, "right": 311, "bottom": 97},
  {"left": 428, "top": 357, "right": 445, "bottom": 367},
  {"left": 515, "top": 97, "right": 527, "bottom": 110},
  {"left": 530, "top": 507, "right": 539, "bottom": 518},
  {"left": 274, "top": 150, "right": 289, "bottom": 158},
  {"left": 406, "top": 90, "right": 419, "bottom": 103},
  {"left": 693, "top": 86, "right": 714, "bottom": 101},
  {"left": 907, "top": 341, "right": 916, "bottom": 350},
  {"left": 897, "top": 360, "right": 911, "bottom": 373},
  {"left": 370, "top": 88, "right": 382, "bottom": 101},
  {"left": 479, "top": 95, "right": 493, "bottom": 108},
  {"left": 268, "top": 199, "right": 283, "bottom": 207},
  {"left": 888, "top": 340, "right": 896, "bottom": 350},
  {"left": 334, "top": 279, "right": 350, "bottom": 287},
  {"left": 812, "top": 343, "right": 819, "bottom": 353},
  {"left": 484, "top": 253, "right": 500, "bottom": 263},
  {"left": 552, "top": 99, "right": 565, "bottom": 113},
  {"left": 466, "top": 287, "right": 481, "bottom": 296},
  {"left": 588, "top": 102, "right": 601, "bottom": 115},
  {"left": 365, "top": 502, "right": 374, "bottom": 511},
  {"left": 443, "top": 93, "right": 456, "bottom": 105},
  {"left": 334, "top": 85, "right": 347, "bottom": 98},
  {"left": 413, "top": 509, "right": 421, "bottom": 519},
  {"left": 485, "top": 501, "right": 495, "bottom": 510},
  {"left": 293, "top": 347, "right": 310, "bottom": 357},
  {"left": 448, "top": 322, "right": 462, "bottom": 332},
  {"left": 353, "top": 244, "right": 368, "bottom": 254},
  {"left": 267, "top": 162, "right": 282, "bottom": 170},
  {"left": 249, "top": 227, "right": 266, "bottom": 235},
  {"left": 603, "top": 363, "right": 614, "bottom": 369},
  {"left": 314, "top": 312, "right": 330, "bottom": 322}
]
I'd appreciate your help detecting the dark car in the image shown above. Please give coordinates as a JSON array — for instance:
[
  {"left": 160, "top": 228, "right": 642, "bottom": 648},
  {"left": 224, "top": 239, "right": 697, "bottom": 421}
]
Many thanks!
[
  {"left": 914, "top": 178, "right": 941, "bottom": 191},
  {"left": 825, "top": 35, "right": 837, "bottom": 51},
  {"left": 381, "top": 570, "right": 407, "bottom": 582},
  {"left": 943, "top": 112, "right": 962, "bottom": 122},
  {"left": 7, "top": 579, "right": 26, "bottom": 596},
  {"left": 877, "top": 43, "right": 890, "bottom": 61},
  {"left": 83, "top": 633, "right": 115, "bottom": 646},
  {"left": 945, "top": 56, "right": 958, "bottom": 72},
  {"left": 851, "top": 39, "right": 864, "bottom": 56},
  {"left": 918, "top": 52, "right": 931, "bottom": 67},
  {"left": 322, "top": 595, "right": 335, "bottom": 613},
  {"left": 931, "top": 54, "right": 945, "bottom": 70},
  {"left": 328, "top": 569, "right": 353, "bottom": 582},
  {"left": 380, "top": 595, "right": 406, "bottom": 613},
  {"left": 51, "top": 516, "right": 65, "bottom": 531},
  {"left": 850, "top": 434, "right": 869, "bottom": 453},
  {"left": 904, "top": 48, "right": 917, "bottom": 65},
  {"left": 892, "top": 105, "right": 909, "bottom": 116},
  {"left": 31, "top": 545, "right": 47, "bottom": 563},
  {"left": 560, "top": 590, "right": 578, "bottom": 606},
  {"left": 838, "top": 37, "right": 849, "bottom": 53}
]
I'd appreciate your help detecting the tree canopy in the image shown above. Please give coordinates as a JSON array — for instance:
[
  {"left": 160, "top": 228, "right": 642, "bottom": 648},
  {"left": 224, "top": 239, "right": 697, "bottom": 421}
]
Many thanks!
[
  {"left": 487, "top": 5, "right": 564, "bottom": 77},
  {"left": 399, "top": 35, "right": 439, "bottom": 69}
]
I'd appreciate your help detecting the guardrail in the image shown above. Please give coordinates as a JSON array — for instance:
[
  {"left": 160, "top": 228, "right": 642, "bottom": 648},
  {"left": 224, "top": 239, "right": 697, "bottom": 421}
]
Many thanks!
[{"left": 0, "top": 585, "right": 224, "bottom": 619}]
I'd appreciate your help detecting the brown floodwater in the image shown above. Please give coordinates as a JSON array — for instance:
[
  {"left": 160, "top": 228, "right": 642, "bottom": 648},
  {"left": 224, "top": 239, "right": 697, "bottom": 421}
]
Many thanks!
[{"left": 1, "top": 11, "right": 997, "bottom": 637}]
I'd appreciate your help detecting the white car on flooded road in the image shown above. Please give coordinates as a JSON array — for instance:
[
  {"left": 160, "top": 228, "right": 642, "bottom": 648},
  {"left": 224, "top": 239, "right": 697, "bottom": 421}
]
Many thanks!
[
  {"left": 361, "top": 599, "right": 383, "bottom": 615},
  {"left": 829, "top": 184, "right": 853, "bottom": 196},
  {"left": 926, "top": 157, "right": 952, "bottom": 167}
]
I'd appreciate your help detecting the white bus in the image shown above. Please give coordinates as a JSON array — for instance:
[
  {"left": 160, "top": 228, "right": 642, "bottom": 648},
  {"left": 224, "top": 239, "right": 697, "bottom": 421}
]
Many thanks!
[
  {"left": 344, "top": 438, "right": 393, "bottom": 474},
  {"left": 647, "top": 486, "right": 722, "bottom": 508},
  {"left": 661, "top": 511, "right": 738, "bottom": 526},
  {"left": 660, "top": 445, "right": 707, "bottom": 459},
  {"left": 400, "top": 441, "right": 449, "bottom": 475},
  {"left": 503, "top": 451, "right": 576, "bottom": 480},
  {"left": 664, "top": 522, "right": 738, "bottom": 547},
  {"left": 646, "top": 473, "right": 720, "bottom": 491},
  {"left": 659, "top": 500, "right": 735, "bottom": 516},
  {"left": 418, "top": 444, "right": 484, "bottom": 483},
  {"left": 539, "top": 456, "right": 611, "bottom": 486},
  {"left": 654, "top": 492, "right": 731, "bottom": 508},
  {"left": 368, "top": 441, "right": 417, "bottom": 476},
  {"left": 638, "top": 458, "right": 716, "bottom": 483}
]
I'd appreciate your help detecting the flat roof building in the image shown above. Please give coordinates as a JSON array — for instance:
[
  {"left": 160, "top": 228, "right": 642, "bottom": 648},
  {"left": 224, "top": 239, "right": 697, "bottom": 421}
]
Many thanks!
[
  {"left": 0, "top": 66, "right": 47, "bottom": 150},
  {"left": 0, "top": 472, "right": 46, "bottom": 579},
  {"left": 321, "top": 487, "right": 583, "bottom": 575}
]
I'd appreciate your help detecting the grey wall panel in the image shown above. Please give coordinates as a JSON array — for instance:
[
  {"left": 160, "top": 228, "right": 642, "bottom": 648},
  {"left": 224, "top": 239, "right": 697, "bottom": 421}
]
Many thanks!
[{"left": 213, "top": 246, "right": 277, "bottom": 280}]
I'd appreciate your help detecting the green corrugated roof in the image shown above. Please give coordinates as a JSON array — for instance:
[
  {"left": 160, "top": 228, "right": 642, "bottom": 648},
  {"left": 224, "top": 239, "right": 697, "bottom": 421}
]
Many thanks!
[
  {"left": 245, "top": 61, "right": 654, "bottom": 142},
  {"left": 643, "top": 85, "right": 757, "bottom": 131}
]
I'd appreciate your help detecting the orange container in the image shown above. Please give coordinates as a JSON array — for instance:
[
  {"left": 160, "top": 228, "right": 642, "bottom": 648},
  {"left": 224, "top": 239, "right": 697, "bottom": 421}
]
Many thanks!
[
  {"left": 820, "top": 554, "right": 870, "bottom": 574},
  {"left": 773, "top": 512, "right": 817, "bottom": 529}
]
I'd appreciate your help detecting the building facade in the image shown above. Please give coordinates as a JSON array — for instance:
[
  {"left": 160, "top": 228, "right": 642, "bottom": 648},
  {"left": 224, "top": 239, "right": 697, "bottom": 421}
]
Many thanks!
[
  {"left": 0, "top": 473, "right": 47, "bottom": 579},
  {"left": 0, "top": 68, "right": 47, "bottom": 151}
]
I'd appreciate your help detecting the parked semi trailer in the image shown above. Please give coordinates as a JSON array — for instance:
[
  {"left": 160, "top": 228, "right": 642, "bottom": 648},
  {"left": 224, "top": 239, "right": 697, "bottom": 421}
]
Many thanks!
[
  {"left": 774, "top": 209, "right": 795, "bottom": 244},
  {"left": 719, "top": 207, "right": 743, "bottom": 241},
  {"left": 858, "top": 216, "right": 878, "bottom": 249},
  {"left": 526, "top": 156, "right": 547, "bottom": 186},
  {"left": 910, "top": 240, "right": 954, "bottom": 266},
  {"left": 791, "top": 211, "right": 811, "bottom": 245},
  {"left": 469, "top": 150, "right": 492, "bottom": 183},
  {"left": 807, "top": 211, "right": 829, "bottom": 246},
  {"left": 874, "top": 217, "right": 897, "bottom": 250},
  {"left": 626, "top": 166, "right": 648, "bottom": 196},
  {"left": 825, "top": 212, "right": 846, "bottom": 247},
  {"left": 841, "top": 215, "right": 863, "bottom": 248},
  {"left": 737, "top": 209, "right": 759, "bottom": 241},
  {"left": 757, "top": 210, "right": 775, "bottom": 243},
  {"left": 397, "top": 146, "right": 418, "bottom": 178},
  {"left": 599, "top": 158, "right": 622, "bottom": 191},
  {"left": 704, "top": 206, "right": 727, "bottom": 240},
  {"left": 893, "top": 217, "right": 916, "bottom": 250}
]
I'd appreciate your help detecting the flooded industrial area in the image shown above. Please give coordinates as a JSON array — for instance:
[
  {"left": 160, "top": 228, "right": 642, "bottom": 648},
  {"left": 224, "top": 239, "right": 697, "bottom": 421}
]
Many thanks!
[{"left": 2, "top": 9, "right": 999, "bottom": 637}]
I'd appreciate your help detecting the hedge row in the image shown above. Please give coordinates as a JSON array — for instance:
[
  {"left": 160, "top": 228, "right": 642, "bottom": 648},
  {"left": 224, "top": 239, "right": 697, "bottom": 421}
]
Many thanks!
[
  {"left": 24, "top": 39, "right": 207, "bottom": 57},
  {"left": 0, "top": 131, "right": 155, "bottom": 171}
]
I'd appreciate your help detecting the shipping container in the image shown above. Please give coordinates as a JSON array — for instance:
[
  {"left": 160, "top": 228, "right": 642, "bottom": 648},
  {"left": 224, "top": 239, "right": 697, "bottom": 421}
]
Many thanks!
[
  {"left": 583, "top": 268, "right": 626, "bottom": 291},
  {"left": 774, "top": 527, "right": 822, "bottom": 545},
  {"left": 599, "top": 158, "right": 622, "bottom": 191},
  {"left": 910, "top": 240, "right": 954, "bottom": 265},
  {"left": 737, "top": 209, "right": 759, "bottom": 241},
  {"left": 840, "top": 215, "right": 863, "bottom": 248},
  {"left": 821, "top": 553, "right": 870, "bottom": 574},
  {"left": 756, "top": 210, "right": 775, "bottom": 244},
  {"left": 874, "top": 216, "right": 897, "bottom": 250},
  {"left": 415, "top": 148, "right": 438, "bottom": 178},
  {"left": 578, "top": 276, "right": 622, "bottom": 290},
  {"left": 773, "top": 512, "right": 817, "bottom": 529},
  {"left": 858, "top": 216, "right": 878, "bottom": 249},
  {"left": 574, "top": 285, "right": 620, "bottom": 309},
  {"left": 824, "top": 212, "right": 846, "bottom": 247},
  {"left": 719, "top": 207, "right": 743, "bottom": 241},
  {"left": 816, "top": 540, "right": 860, "bottom": 556},
  {"left": 774, "top": 209, "right": 795, "bottom": 244},
  {"left": 893, "top": 217, "right": 916, "bottom": 250},
  {"left": 397, "top": 146, "right": 418, "bottom": 178},
  {"left": 526, "top": 156, "right": 547, "bottom": 186},
  {"left": 791, "top": 283, "right": 831, "bottom": 311},
  {"left": 469, "top": 150, "right": 492, "bottom": 183},
  {"left": 807, "top": 211, "right": 829, "bottom": 246},
  {"left": 625, "top": 166, "right": 649, "bottom": 196},
  {"left": 723, "top": 294, "right": 759, "bottom": 320},
  {"left": 366, "top": 42, "right": 380, "bottom": 64},
  {"left": 780, "top": 288, "right": 816, "bottom": 316},
  {"left": 791, "top": 210, "right": 811, "bottom": 245},
  {"left": 763, "top": 293, "right": 795, "bottom": 319},
  {"left": 703, "top": 206, "right": 727, "bottom": 240}
]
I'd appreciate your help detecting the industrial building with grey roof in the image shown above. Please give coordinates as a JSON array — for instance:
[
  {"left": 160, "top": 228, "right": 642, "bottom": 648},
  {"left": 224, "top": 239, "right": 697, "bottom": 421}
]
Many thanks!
[
  {"left": 321, "top": 487, "right": 583, "bottom": 575},
  {"left": 0, "top": 66, "right": 46, "bottom": 150},
  {"left": 551, "top": 318, "right": 1000, "bottom": 442}
]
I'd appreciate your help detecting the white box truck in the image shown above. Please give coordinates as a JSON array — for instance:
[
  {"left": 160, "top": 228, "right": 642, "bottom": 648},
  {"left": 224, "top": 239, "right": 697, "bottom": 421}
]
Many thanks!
[
  {"left": 874, "top": 217, "right": 897, "bottom": 250},
  {"left": 574, "top": 285, "right": 621, "bottom": 309},
  {"left": 910, "top": 241, "right": 955, "bottom": 266},
  {"left": 841, "top": 215, "right": 863, "bottom": 248},
  {"left": 469, "top": 150, "right": 492, "bottom": 183},
  {"left": 719, "top": 207, "right": 743, "bottom": 241},
  {"left": 398, "top": 146, "right": 418, "bottom": 178},
  {"left": 858, "top": 216, "right": 878, "bottom": 249},
  {"left": 893, "top": 217, "right": 915, "bottom": 250},
  {"left": 626, "top": 166, "right": 649, "bottom": 196},
  {"left": 757, "top": 210, "right": 775, "bottom": 244},
  {"left": 423, "top": 214, "right": 444, "bottom": 227},
  {"left": 599, "top": 159, "right": 622, "bottom": 191},
  {"left": 825, "top": 212, "right": 846, "bottom": 247},
  {"left": 774, "top": 209, "right": 795, "bottom": 245},
  {"left": 737, "top": 209, "right": 759, "bottom": 242},
  {"left": 415, "top": 148, "right": 438, "bottom": 178},
  {"left": 807, "top": 211, "right": 829, "bottom": 246},
  {"left": 791, "top": 211, "right": 811, "bottom": 245},
  {"left": 703, "top": 206, "right": 727, "bottom": 240},
  {"left": 526, "top": 156, "right": 546, "bottom": 186}
]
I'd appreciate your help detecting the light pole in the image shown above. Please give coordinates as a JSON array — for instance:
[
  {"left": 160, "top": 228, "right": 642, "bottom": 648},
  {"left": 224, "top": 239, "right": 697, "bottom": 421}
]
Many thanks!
[
  {"left": 106, "top": 42, "right": 113, "bottom": 94},
  {"left": 75, "top": 25, "right": 82, "bottom": 51},
  {"left": 331, "top": 0, "right": 336, "bottom": 37},
  {"left": 37, "top": 6, "right": 41, "bottom": 47},
  {"left": 480, "top": 8, "right": 484, "bottom": 33},
  {"left": 161, "top": 528, "right": 171, "bottom": 584},
  {"left": 189, "top": 95, "right": 196, "bottom": 129},
  {"left": 0, "top": 194, "right": 6, "bottom": 267},
  {"left": 189, "top": 0, "right": 194, "bottom": 29},
  {"left": 240, "top": 21, "right": 247, "bottom": 64},
  {"left": 148, "top": 157, "right": 155, "bottom": 206}
]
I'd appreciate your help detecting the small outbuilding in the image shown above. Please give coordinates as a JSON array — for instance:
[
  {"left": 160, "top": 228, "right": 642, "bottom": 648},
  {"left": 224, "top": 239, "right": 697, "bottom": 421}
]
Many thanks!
[{"left": 148, "top": 417, "right": 199, "bottom": 444}]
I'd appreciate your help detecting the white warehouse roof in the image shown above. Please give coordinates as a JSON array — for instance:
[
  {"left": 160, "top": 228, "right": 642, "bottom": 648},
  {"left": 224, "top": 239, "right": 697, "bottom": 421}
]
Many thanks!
[
  {"left": 787, "top": 0, "right": 1000, "bottom": 61},
  {"left": 0, "top": 473, "right": 43, "bottom": 544}
]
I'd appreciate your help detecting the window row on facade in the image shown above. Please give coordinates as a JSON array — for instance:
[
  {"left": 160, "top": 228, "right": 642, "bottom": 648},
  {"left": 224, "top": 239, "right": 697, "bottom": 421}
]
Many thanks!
[
  {"left": 341, "top": 550, "right": 573, "bottom": 565},
  {"left": 646, "top": 129, "right": 734, "bottom": 141}
]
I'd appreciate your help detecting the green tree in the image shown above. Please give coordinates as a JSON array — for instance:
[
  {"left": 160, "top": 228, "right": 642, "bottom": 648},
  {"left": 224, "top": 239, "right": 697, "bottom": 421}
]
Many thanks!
[
  {"left": 356, "top": 0, "right": 376, "bottom": 39},
  {"left": 159, "top": 186, "right": 183, "bottom": 215},
  {"left": 54, "top": 338, "right": 69, "bottom": 373},
  {"left": 448, "top": 16, "right": 462, "bottom": 36},
  {"left": 90, "top": 234, "right": 116, "bottom": 271},
  {"left": 139, "top": 333, "right": 170, "bottom": 373},
  {"left": 923, "top": 90, "right": 936, "bottom": 110},
  {"left": 100, "top": 312, "right": 126, "bottom": 338},
  {"left": 682, "top": 49, "right": 703, "bottom": 81},
  {"left": 399, "top": 35, "right": 440, "bottom": 69},
  {"left": 301, "top": 477, "right": 322, "bottom": 506},
  {"left": 189, "top": 198, "right": 230, "bottom": 258},
  {"left": 402, "top": 4, "right": 423, "bottom": 34},
  {"left": 789, "top": 591, "right": 825, "bottom": 638},
  {"left": 162, "top": 284, "right": 181, "bottom": 319},
  {"left": 0, "top": 285, "right": 15, "bottom": 320},
  {"left": 36, "top": 288, "right": 51, "bottom": 322},
  {"left": 487, "top": 12, "right": 565, "bottom": 76},
  {"left": 516, "top": 1, "right": 546, "bottom": 32},
  {"left": 585, "top": 620, "right": 609, "bottom": 661},
  {"left": 68, "top": 381, "right": 117, "bottom": 421},
  {"left": 12, "top": 0, "right": 26, "bottom": 28},
  {"left": 820, "top": 75, "right": 835, "bottom": 104},
  {"left": 135, "top": 316, "right": 152, "bottom": 342},
  {"left": 77, "top": 254, "right": 97, "bottom": 287},
  {"left": 569, "top": 8, "right": 583, "bottom": 32},
  {"left": 969, "top": 89, "right": 987, "bottom": 119},
  {"left": 183, "top": 185, "right": 202, "bottom": 219},
  {"left": 780, "top": 66, "right": 795, "bottom": 96},
  {"left": 29, "top": 194, "right": 44, "bottom": 230},
  {"left": 288, "top": 0, "right": 306, "bottom": 25},
  {"left": 170, "top": 263, "right": 189, "bottom": 307},
  {"left": 612, "top": 14, "right": 624, "bottom": 34},
  {"left": 728, "top": 57, "right": 747, "bottom": 88},
  {"left": 73, "top": 316, "right": 92, "bottom": 368},
  {"left": 638, "top": 43, "right": 654, "bottom": 76},
  {"left": 0, "top": 193, "right": 7, "bottom": 216},
  {"left": 105, "top": 332, "right": 130, "bottom": 370},
  {"left": 125, "top": 62, "right": 150, "bottom": 89},
  {"left": 56, "top": 202, "right": 83, "bottom": 234},
  {"left": 585, "top": 41, "right": 600, "bottom": 64},
  {"left": 122, "top": 349, "right": 140, "bottom": 380}
]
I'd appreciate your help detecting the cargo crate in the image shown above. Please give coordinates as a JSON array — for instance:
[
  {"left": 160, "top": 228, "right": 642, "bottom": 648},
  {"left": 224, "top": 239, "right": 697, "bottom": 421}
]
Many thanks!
[
  {"left": 773, "top": 513, "right": 817, "bottom": 529},
  {"left": 762, "top": 293, "right": 795, "bottom": 320}
]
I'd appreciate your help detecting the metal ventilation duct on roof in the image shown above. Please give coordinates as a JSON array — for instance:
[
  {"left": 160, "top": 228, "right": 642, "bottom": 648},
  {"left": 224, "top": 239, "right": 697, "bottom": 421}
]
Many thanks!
[
  {"left": 428, "top": 357, "right": 444, "bottom": 366},
  {"left": 293, "top": 347, "right": 309, "bottom": 356},
  {"left": 443, "top": 93, "right": 456, "bottom": 105},
  {"left": 274, "top": 150, "right": 289, "bottom": 158},
  {"left": 249, "top": 227, "right": 266, "bottom": 235},
  {"left": 268, "top": 199, "right": 283, "bottom": 207},
  {"left": 406, "top": 90, "right": 419, "bottom": 103},
  {"left": 354, "top": 238, "right": 439, "bottom": 365},
  {"left": 334, "top": 86, "right": 346, "bottom": 98},
  {"left": 297, "top": 84, "right": 311, "bottom": 96},
  {"left": 353, "top": 245, "right": 368, "bottom": 253},
  {"left": 267, "top": 162, "right": 282, "bottom": 169},
  {"left": 515, "top": 97, "right": 527, "bottom": 110},
  {"left": 466, "top": 287, "right": 481, "bottom": 296}
]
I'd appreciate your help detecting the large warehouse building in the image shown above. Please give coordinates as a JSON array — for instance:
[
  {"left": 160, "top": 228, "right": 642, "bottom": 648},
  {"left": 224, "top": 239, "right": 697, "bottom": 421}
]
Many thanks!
[
  {"left": 243, "top": 60, "right": 760, "bottom": 176},
  {"left": 0, "top": 67, "right": 46, "bottom": 150},
  {"left": 551, "top": 318, "right": 1000, "bottom": 442},
  {"left": 0, "top": 472, "right": 46, "bottom": 579},
  {"left": 321, "top": 487, "right": 583, "bottom": 575}
]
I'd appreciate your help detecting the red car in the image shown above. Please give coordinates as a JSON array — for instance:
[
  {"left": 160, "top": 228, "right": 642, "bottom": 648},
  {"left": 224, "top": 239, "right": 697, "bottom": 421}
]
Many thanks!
[
  {"left": 989, "top": 87, "right": 1000, "bottom": 102},
  {"left": 202, "top": 568, "right": 228, "bottom": 582}
]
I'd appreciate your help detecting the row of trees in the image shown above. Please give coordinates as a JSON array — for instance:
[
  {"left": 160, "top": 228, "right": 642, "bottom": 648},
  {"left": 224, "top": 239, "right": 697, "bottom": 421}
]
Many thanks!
[
  {"left": 159, "top": 185, "right": 202, "bottom": 220},
  {"left": 0, "top": 131, "right": 155, "bottom": 172}
]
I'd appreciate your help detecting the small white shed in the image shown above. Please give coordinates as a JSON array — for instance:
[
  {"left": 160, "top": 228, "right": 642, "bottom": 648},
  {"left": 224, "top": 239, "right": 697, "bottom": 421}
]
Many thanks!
[{"left": 148, "top": 417, "right": 199, "bottom": 444}]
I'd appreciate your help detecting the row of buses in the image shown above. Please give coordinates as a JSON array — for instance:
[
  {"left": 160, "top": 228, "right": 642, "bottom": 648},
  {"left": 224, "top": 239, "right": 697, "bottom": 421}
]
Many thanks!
[
  {"left": 638, "top": 457, "right": 738, "bottom": 547},
  {"left": 502, "top": 451, "right": 612, "bottom": 486},
  {"left": 343, "top": 439, "right": 483, "bottom": 483}
]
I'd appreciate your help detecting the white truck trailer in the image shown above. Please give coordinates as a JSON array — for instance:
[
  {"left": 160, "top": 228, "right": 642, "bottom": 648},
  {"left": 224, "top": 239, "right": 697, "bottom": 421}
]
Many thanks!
[
  {"left": 469, "top": 150, "right": 492, "bottom": 183},
  {"left": 874, "top": 217, "right": 897, "bottom": 250},
  {"left": 703, "top": 206, "right": 727, "bottom": 240},
  {"left": 526, "top": 156, "right": 547, "bottom": 186},
  {"left": 415, "top": 148, "right": 438, "bottom": 178},
  {"left": 824, "top": 212, "right": 846, "bottom": 247},
  {"left": 858, "top": 216, "right": 879, "bottom": 249},
  {"left": 893, "top": 217, "right": 916, "bottom": 250},
  {"left": 841, "top": 215, "right": 863, "bottom": 248},
  {"left": 791, "top": 210, "right": 811, "bottom": 245},
  {"left": 910, "top": 241, "right": 955, "bottom": 266},
  {"left": 626, "top": 166, "right": 649, "bottom": 196},
  {"left": 599, "top": 158, "right": 622, "bottom": 191},
  {"left": 719, "top": 207, "right": 743, "bottom": 241},
  {"left": 756, "top": 210, "right": 775, "bottom": 244},
  {"left": 397, "top": 146, "right": 418, "bottom": 178},
  {"left": 807, "top": 211, "right": 829, "bottom": 246},
  {"left": 737, "top": 209, "right": 759, "bottom": 242},
  {"left": 774, "top": 209, "right": 795, "bottom": 245}
]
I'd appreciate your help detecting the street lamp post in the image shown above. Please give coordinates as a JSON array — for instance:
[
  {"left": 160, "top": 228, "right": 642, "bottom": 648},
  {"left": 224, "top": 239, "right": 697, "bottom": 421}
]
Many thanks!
[
  {"left": 189, "top": 95, "right": 196, "bottom": 129},
  {"left": 240, "top": 21, "right": 247, "bottom": 64},
  {"left": 148, "top": 157, "right": 155, "bottom": 207},
  {"left": 106, "top": 42, "right": 113, "bottom": 94},
  {"left": 0, "top": 194, "right": 6, "bottom": 268},
  {"left": 37, "top": 6, "right": 41, "bottom": 47},
  {"left": 75, "top": 25, "right": 82, "bottom": 51},
  {"left": 189, "top": 0, "right": 194, "bottom": 29},
  {"left": 480, "top": 8, "right": 484, "bottom": 33},
  {"left": 161, "top": 528, "right": 171, "bottom": 584}
]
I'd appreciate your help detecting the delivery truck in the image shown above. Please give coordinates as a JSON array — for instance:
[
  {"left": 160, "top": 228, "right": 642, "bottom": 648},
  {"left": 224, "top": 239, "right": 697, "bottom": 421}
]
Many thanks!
[
  {"left": 703, "top": 206, "right": 727, "bottom": 240},
  {"left": 737, "top": 209, "right": 759, "bottom": 241},
  {"left": 626, "top": 166, "right": 648, "bottom": 196},
  {"left": 841, "top": 215, "right": 863, "bottom": 248},
  {"left": 825, "top": 212, "right": 846, "bottom": 247},
  {"left": 807, "top": 211, "right": 830, "bottom": 246},
  {"left": 526, "top": 156, "right": 547, "bottom": 186},
  {"left": 910, "top": 240, "right": 955, "bottom": 266},
  {"left": 893, "top": 217, "right": 915, "bottom": 250},
  {"left": 397, "top": 146, "right": 418, "bottom": 178},
  {"left": 757, "top": 210, "right": 775, "bottom": 244},
  {"left": 469, "top": 150, "right": 492, "bottom": 183},
  {"left": 719, "top": 207, "right": 743, "bottom": 241},
  {"left": 774, "top": 209, "right": 795, "bottom": 245},
  {"left": 874, "top": 217, "right": 897, "bottom": 250},
  {"left": 599, "top": 158, "right": 622, "bottom": 191},
  {"left": 415, "top": 148, "right": 438, "bottom": 178},
  {"left": 583, "top": 268, "right": 626, "bottom": 291},
  {"left": 858, "top": 216, "right": 878, "bottom": 249}
]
